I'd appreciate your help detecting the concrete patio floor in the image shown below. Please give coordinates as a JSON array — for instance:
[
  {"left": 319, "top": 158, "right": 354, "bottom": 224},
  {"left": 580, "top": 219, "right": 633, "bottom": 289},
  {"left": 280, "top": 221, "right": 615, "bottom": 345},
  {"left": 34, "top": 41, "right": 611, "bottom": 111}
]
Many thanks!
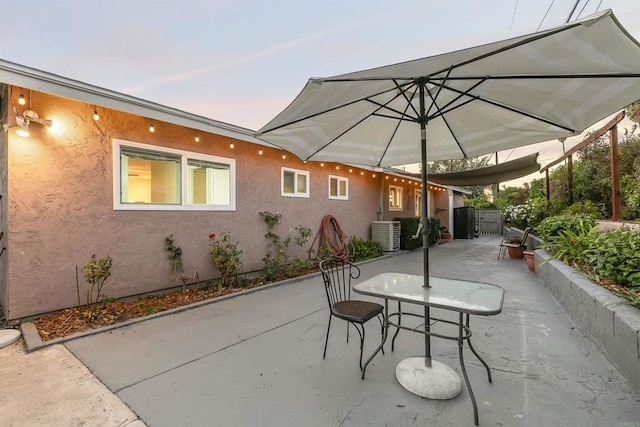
[{"left": 54, "top": 235, "right": 639, "bottom": 426}]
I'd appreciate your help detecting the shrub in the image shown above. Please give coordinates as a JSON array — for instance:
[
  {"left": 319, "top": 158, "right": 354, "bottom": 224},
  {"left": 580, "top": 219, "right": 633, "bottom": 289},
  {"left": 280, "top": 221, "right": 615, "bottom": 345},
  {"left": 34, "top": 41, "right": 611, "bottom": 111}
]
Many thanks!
[
  {"left": 502, "top": 197, "right": 548, "bottom": 229},
  {"left": 259, "top": 211, "right": 313, "bottom": 280},
  {"left": 81, "top": 254, "right": 113, "bottom": 310},
  {"left": 209, "top": 231, "right": 243, "bottom": 287},
  {"left": 351, "top": 237, "right": 383, "bottom": 262},
  {"left": 536, "top": 214, "right": 596, "bottom": 242},
  {"left": 560, "top": 200, "right": 600, "bottom": 218},
  {"left": 394, "top": 217, "right": 422, "bottom": 250},
  {"left": 583, "top": 228, "right": 640, "bottom": 286}
]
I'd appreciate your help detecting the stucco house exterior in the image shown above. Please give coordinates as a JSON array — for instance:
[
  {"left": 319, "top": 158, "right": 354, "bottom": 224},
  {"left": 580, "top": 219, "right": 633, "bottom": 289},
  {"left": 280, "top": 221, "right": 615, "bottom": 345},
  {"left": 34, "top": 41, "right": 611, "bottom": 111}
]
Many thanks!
[{"left": 0, "top": 59, "right": 466, "bottom": 320}]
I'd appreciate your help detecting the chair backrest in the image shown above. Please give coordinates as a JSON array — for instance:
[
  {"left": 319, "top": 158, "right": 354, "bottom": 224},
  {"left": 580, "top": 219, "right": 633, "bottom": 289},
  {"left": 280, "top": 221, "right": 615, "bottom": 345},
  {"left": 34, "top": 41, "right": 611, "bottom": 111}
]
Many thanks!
[
  {"left": 319, "top": 259, "right": 361, "bottom": 310},
  {"left": 520, "top": 227, "right": 532, "bottom": 246}
]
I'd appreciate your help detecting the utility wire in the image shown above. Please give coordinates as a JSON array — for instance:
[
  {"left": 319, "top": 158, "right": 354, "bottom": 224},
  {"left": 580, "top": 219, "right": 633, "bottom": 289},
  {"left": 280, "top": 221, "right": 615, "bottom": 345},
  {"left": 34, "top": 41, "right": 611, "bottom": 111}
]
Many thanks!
[
  {"left": 537, "top": 0, "right": 556, "bottom": 31},
  {"left": 508, "top": 0, "right": 519, "bottom": 36},
  {"left": 565, "top": 0, "right": 581, "bottom": 23},
  {"left": 575, "top": 0, "right": 591, "bottom": 19}
]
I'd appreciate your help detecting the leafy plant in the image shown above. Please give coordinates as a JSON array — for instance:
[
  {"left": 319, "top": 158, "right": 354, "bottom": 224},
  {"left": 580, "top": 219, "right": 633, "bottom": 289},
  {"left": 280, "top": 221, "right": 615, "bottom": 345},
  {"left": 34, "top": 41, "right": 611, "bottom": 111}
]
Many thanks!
[
  {"left": 164, "top": 234, "right": 183, "bottom": 273},
  {"left": 535, "top": 214, "right": 596, "bottom": 242},
  {"left": 350, "top": 236, "right": 383, "bottom": 262},
  {"left": 259, "top": 211, "right": 313, "bottom": 280},
  {"left": 583, "top": 228, "right": 640, "bottom": 286},
  {"left": 82, "top": 254, "right": 113, "bottom": 310},
  {"left": 209, "top": 231, "right": 243, "bottom": 287}
]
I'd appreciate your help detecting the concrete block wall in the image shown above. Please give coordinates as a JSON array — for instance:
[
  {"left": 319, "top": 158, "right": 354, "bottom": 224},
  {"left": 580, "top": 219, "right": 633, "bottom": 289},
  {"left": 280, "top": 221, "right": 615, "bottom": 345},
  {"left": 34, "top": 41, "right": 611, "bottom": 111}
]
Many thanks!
[{"left": 535, "top": 249, "right": 640, "bottom": 394}]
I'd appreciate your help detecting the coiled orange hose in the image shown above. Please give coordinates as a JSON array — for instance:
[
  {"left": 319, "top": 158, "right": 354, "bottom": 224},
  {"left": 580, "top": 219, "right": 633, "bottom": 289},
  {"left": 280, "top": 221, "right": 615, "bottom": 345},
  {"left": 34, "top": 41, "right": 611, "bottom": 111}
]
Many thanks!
[{"left": 309, "top": 215, "right": 352, "bottom": 261}]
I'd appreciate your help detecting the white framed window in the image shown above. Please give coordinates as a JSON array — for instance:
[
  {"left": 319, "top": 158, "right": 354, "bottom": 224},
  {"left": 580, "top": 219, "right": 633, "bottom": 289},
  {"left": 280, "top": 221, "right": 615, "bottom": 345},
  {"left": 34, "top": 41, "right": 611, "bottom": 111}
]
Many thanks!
[
  {"left": 389, "top": 185, "right": 403, "bottom": 211},
  {"left": 328, "top": 175, "right": 348, "bottom": 200},
  {"left": 113, "top": 139, "right": 236, "bottom": 211},
  {"left": 281, "top": 167, "right": 310, "bottom": 198},
  {"left": 415, "top": 189, "right": 422, "bottom": 217}
]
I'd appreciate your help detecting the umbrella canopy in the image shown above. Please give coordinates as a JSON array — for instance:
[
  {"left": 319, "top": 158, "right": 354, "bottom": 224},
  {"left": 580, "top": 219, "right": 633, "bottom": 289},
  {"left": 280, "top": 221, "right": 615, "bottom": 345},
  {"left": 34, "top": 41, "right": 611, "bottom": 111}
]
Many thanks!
[
  {"left": 255, "top": 9, "right": 640, "bottom": 288},
  {"left": 256, "top": 10, "right": 640, "bottom": 168}
]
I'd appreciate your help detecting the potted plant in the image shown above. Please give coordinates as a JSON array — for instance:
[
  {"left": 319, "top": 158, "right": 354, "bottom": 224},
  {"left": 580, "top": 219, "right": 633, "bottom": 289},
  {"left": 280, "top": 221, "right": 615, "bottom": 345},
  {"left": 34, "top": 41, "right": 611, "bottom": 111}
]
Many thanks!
[{"left": 440, "top": 227, "right": 452, "bottom": 240}]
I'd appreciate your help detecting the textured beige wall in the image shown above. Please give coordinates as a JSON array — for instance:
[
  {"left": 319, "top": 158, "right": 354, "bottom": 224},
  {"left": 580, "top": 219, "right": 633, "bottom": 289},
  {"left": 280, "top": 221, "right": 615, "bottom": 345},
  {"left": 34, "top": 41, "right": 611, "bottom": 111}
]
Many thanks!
[
  {"left": 0, "top": 86, "right": 8, "bottom": 314},
  {"left": 6, "top": 91, "right": 385, "bottom": 319}
]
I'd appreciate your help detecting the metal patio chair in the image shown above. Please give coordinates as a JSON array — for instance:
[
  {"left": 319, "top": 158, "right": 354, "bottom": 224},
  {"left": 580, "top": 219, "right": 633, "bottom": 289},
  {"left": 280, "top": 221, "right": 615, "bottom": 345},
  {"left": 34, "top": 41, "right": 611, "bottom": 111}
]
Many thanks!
[
  {"left": 498, "top": 226, "right": 532, "bottom": 260},
  {"left": 319, "top": 259, "right": 384, "bottom": 370}
]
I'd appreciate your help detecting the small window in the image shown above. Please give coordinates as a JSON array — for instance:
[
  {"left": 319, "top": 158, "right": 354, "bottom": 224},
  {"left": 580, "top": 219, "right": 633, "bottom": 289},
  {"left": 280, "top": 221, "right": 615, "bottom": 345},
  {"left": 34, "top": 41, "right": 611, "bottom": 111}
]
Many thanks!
[
  {"left": 389, "top": 185, "right": 403, "bottom": 211},
  {"left": 281, "top": 167, "right": 310, "bottom": 198},
  {"left": 329, "top": 175, "right": 348, "bottom": 200}
]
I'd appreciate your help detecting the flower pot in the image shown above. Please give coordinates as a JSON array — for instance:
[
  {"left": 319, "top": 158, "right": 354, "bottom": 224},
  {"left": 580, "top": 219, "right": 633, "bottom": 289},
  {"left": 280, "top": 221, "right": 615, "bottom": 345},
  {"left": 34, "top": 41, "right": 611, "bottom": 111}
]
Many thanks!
[
  {"left": 523, "top": 251, "right": 535, "bottom": 272},
  {"left": 441, "top": 232, "right": 452, "bottom": 240},
  {"left": 507, "top": 245, "right": 524, "bottom": 259}
]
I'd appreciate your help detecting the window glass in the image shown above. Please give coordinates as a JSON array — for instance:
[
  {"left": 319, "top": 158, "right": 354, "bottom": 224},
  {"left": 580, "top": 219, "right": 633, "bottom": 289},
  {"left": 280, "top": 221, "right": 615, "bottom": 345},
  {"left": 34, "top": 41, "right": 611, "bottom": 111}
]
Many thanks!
[
  {"left": 281, "top": 167, "right": 310, "bottom": 198},
  {"left": 329, "top": 175, "right": 348, "bottom": 200},
  {"left": 389, "top": 185, "right": 403, "bottom": 210},
  {"left": 187, "top": 159, "right": 230, "bottom": 205},
  {"left": 120, "top": 147, "right": 181, "bottom": 204}
]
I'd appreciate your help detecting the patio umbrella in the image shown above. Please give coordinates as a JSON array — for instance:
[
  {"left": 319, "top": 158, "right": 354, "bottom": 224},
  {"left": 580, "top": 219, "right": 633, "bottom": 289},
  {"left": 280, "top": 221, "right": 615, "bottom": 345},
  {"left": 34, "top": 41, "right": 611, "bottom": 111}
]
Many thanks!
[{"left": 255, "top": 9, "right": 640, "bottom": 287}]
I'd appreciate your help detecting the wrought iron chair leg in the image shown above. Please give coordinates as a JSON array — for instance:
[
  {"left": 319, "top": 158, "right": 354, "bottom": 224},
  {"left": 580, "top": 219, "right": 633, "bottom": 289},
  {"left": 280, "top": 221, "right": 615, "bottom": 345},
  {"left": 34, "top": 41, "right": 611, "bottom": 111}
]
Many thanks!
[
  {"left": 359, "top": 325, "right": 366, "bottom": 370},
  {"left": 376, "top": 314, "right": 385, "bottom": 355},
  {"left": 323, "top": 314, "right": 332, "bottom": 359}
]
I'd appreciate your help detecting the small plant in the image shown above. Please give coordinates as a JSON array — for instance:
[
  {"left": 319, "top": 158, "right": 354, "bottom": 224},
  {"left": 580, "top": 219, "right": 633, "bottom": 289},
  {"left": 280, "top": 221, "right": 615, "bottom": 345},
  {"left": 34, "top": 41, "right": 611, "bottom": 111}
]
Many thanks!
[
  {"left": 259, "top": 211, "right": 313, "bottom": 280},
  {"left": 81, "top": 254, "right": 113, "bottom": 311},
  {"left": 164, "top": 235, "right": 183, "bottom": 273},
  {"left": 209, "top": 231, "right": 243, "bottom": 287}
]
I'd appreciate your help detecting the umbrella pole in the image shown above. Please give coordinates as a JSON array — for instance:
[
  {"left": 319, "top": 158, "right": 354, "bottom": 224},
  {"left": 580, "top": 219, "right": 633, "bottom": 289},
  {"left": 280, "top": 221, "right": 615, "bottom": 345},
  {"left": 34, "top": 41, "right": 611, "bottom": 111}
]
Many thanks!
[
  {"left": 419, "top": 81, "right": 430, "bottom": 289},
  {"left": 419, "top": 80, "right": 432, "bottom": 368}
]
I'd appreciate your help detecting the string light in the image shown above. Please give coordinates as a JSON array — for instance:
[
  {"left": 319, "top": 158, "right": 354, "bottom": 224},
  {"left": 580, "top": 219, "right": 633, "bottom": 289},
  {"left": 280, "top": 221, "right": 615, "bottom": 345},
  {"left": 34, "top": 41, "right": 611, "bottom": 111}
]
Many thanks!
[
  {"left": 258, "top": 149, "right": 263, "bottom": 155},
  {"left": 18, "top": 91, "right": 26, "bottom": 106},
  {"left": 229, "top": 143, "right": 234, "bottom": 149},
  {"left": 195, "top": 130, "right": 200, "bottom": 142},
  {"left": 282, "top": 154, "right": 286, "bottom": 159},
  {"left": 320, "top": 163, "right": 324, "bottom": 167},
  {"left": 360, "top": 171, "right": 364, "bottom": 175},
  {"left": 149, "top": 121, "right": 155, "bottom": 133},
  {"left": 93, "top": 107, "right": 99, "bottom": 121},
  {"left": 335, "top": 165, "right": 339, "bottom": 170},
  {"left": 349, "top": 169, "right": 353, "bottom": 173}
]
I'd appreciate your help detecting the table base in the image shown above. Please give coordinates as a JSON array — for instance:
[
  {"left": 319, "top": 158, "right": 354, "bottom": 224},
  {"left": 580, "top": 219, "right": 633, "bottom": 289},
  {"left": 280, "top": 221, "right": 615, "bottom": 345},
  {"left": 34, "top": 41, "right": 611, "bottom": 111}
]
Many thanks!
[{"left": 395, "top": 358, "right": 462, "bottom": 399}]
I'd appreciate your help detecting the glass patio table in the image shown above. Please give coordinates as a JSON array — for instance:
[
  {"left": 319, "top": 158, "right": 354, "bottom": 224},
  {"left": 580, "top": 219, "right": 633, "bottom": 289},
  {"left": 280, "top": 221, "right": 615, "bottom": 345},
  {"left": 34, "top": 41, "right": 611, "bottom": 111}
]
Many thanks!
[{"left": 353, "top": 272, "right": 504, "bottom": 426}]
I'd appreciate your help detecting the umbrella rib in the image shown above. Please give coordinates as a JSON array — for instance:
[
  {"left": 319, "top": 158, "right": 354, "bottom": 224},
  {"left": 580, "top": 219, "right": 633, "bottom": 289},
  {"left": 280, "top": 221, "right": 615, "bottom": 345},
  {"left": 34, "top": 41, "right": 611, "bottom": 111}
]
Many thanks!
[
  {"left": 423, "top": 86, "right": 469, "bottom": 158},
  {"left": 304, "top": 89, "right": 414, "bottom": 161},
  {"left": 257, "top": 81, "right": 416, "bottom": 134},
  {"left": 377, "top": 98, "right": 418, "bottom": 167},
  {"left": 427, "top": 78, "right": 577, "bottom": 133}
]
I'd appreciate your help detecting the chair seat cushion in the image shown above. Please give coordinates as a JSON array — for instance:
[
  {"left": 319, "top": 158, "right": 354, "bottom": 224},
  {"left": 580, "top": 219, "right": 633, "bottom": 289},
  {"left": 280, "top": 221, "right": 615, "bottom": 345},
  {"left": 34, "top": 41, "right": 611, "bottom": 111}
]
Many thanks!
[{"left": 333, "top": 300, "right": 384, "bottom": 323}]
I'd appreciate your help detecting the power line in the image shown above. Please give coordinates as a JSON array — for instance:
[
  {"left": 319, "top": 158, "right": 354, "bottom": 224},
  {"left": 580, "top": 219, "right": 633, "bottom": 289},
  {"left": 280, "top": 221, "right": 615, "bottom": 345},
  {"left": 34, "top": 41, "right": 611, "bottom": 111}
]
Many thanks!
[
  {"left": 564, "top": 0, "right": 581, "bottom": 23},
  {"left": 508, "top": 0, "right": 519, "bottom": 36},
  {"left": 537, "top": 0, "right": 556, "bottom": 31},
  {"left": 575, "top": 0, "right": 591, "bottom": 20}
]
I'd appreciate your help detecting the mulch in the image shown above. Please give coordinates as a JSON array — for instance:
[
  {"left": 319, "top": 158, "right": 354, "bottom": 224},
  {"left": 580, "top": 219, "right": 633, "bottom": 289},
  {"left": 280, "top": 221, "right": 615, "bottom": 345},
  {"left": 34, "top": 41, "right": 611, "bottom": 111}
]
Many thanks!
[{"left": 34, "top": 266, "right": 319, "bottom": 342}]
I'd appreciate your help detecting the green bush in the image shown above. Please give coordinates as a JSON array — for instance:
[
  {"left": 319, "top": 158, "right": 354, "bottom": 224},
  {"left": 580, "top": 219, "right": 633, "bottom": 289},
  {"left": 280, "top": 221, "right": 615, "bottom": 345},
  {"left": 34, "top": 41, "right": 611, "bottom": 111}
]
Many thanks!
[
  {"left": 351, "top": 237, "right": 383, "bottom": 262},
  {"left": 560, "top": 200, "right": 601, "bottom": 218},
  {"left": 535, "top": 214, "right": 596, "bottom": 242},
  {"left": 584, "top": 228, "right": 640, "bottom": 286},
  {"left": 394, "top": 217, "right": 422, "bottom": 250}
]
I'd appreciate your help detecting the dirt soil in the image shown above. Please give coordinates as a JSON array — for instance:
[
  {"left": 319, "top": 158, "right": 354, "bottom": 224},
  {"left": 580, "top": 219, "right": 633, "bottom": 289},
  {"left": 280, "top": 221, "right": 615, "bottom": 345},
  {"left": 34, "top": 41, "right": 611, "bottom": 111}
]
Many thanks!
[{"left": 34, "top": 267, "right": 319, "bottom": 342}]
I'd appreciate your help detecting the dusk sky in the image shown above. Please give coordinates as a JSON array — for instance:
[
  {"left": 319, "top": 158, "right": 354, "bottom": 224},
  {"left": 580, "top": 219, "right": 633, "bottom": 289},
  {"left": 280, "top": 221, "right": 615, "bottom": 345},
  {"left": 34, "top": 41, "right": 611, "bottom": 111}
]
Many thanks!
[{"left": 1, "top": 0, "right": 639, "bottom": 186}]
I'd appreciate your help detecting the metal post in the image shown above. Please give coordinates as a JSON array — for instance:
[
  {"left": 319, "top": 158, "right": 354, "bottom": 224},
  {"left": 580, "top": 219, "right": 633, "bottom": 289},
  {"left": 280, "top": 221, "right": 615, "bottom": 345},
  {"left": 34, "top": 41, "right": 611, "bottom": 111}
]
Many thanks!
[
  {"left": 610, "top": 126, "right": 621, "bottom": 221},
  {"left": 419, "top": 79, "right": 430, "bottom": 288}
]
